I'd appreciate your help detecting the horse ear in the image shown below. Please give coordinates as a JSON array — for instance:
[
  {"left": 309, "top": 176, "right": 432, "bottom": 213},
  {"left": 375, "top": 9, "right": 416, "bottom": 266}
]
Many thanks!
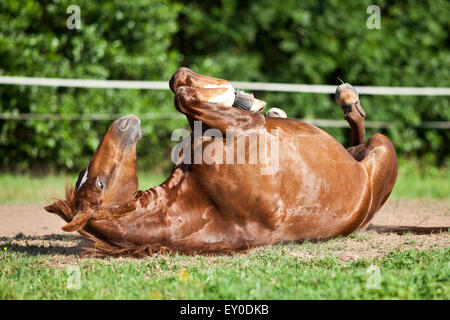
[
  {"left": 44, "top": 202, "right": 60, "bottom": 214},
  {"left": 44, "top": 198, "right": 74, "bottom": 222},
  {"left": 61, "top": 211, "right": 91, "bottom": 232},
  {"left": 44, "top": 200, "right": 70, "bottom": 220}
]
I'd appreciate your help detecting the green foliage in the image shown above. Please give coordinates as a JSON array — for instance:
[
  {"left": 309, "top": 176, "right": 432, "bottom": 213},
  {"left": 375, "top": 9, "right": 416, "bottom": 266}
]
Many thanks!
[
  {"left": 0, "top": 0, "right": 449, "bottom": 171},
  {"left": 0, "top": 247, "right": 448, "bottom": 299},
  {"left": 177, "top": 0, "right": 450, "bottom": 162},
  {"left": 0, "top": 0, "right": 183, "bottom": 171}
]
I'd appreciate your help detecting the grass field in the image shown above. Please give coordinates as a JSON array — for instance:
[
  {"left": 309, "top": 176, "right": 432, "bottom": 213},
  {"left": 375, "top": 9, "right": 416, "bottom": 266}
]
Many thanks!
[
  {"left": 0, "top": 160, "right": 448, "bottom": 300},
  {"left": 0, "top": 160, "right": 449, "bottom": 204},
  {"left": 0, "top": 243, "right": 448, "bottom": 299}
]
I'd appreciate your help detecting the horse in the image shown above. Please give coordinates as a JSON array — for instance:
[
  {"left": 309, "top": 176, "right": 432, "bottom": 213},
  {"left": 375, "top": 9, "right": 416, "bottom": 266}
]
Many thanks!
[{"left": 45, "top": 68, "right": 398, "bottom": 256}]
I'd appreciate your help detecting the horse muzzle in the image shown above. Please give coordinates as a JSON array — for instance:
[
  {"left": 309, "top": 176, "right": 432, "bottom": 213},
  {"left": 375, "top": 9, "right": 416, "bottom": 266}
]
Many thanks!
[{"left": 115, "top": 115, "right": 142, "bottom": 146}]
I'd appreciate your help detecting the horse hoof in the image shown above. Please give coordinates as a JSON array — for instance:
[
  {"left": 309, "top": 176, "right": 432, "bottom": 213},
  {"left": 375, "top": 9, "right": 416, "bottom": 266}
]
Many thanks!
[
  {"left": 335, "top": 83, "right": 365, "bottom": 118},
  {"left": 233, "top": 90, "right": 267, "bottom": 112},
  {"left": 266, "top": 108, "right": 287, "bottom": 118},
  {"left": 335, "top": 83, "right": 359, "bottom": 104}
]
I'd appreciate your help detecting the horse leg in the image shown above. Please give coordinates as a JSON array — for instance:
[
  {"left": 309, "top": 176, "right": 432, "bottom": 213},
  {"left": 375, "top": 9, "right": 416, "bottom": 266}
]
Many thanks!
[
  {"left": 174, "top": 86, "right": 265, "bottom": 134},
  {"left": 335, "top": 84, "right": 397, "bottom": 230},
  {"left": 170, "top": 68, "right": 266, "bottom": 119},
  {"left": 335, "top": 83, "right": 366, "bottom": 148},
  {"left": 171, "top": 69, "right": 232, "bottom": 131},
  {"left": 356, "top": 133, "right": 398, "bottom": 230},
  {"left": 170, "top": 67, "right": 230, "bottom": 93}
]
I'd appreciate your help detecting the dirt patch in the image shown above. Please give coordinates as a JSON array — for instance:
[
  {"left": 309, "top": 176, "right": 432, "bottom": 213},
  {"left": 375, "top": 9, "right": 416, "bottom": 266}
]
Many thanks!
[
  {"left": 372, "top": 199, "right": 450, "bottom": 227},
  {"left": 0, "top": 204, "right": 66, "bottom": 237},
  {"left": 0, "top": 200, "right": 448, "bottom": 261},
  {"left": 277, "top": 232, "right": 449, "bottom": 262}
]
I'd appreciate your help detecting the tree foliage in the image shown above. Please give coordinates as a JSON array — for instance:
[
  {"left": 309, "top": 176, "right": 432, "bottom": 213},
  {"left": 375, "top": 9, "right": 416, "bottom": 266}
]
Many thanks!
[
  {"left": 0, "top": 0, "right": 182, "bottom": 171},
  {"left": 176, "top": 0, "right": 449, "bottom": 163},
  {"left": 0, "top": 0, "right": 448, "bottom": 172}
]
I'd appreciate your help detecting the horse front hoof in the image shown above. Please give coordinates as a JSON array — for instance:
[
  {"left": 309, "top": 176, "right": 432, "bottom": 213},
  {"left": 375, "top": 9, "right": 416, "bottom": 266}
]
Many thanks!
[{"left": 233, "top": 90, "right": 267, "bottom": 113}]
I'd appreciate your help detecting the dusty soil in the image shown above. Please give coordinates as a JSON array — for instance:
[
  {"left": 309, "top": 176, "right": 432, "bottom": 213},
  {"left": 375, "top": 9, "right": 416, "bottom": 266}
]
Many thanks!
[
  {"left": 0, "top": 204, "right": 66, "bottom": 237},
  {"left": 372, "top": 199, "right": 450, "bottom": 228},
  {"left": 0, "top": 200, "right": 448, "bottom": 261}
]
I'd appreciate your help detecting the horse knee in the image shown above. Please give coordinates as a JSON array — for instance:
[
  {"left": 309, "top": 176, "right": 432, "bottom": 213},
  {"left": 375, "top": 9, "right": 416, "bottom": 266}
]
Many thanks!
[
  {"left": 174, "top": 86, "right": 195, "bottom": 112},
  {"left": 169, "top": 67, "right": 193, "bottom": 93}
]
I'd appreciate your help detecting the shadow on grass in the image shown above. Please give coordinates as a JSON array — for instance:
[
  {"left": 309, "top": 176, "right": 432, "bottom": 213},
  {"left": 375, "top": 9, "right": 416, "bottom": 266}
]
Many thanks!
[
  {"left": 0, "top": 225, "right": 448, "bottom": 257},
  {"left": 0, "top": 234, "right": 85, "bottom": 256},
  {"left": 367, "top": 224, "right": 450, "bottom": 235}
]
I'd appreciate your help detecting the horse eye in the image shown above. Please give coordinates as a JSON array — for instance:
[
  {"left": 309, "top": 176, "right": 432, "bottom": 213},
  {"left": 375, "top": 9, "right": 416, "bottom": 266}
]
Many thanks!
[{"left": 96, "top": 178, "right": 104, "bottom": 190}]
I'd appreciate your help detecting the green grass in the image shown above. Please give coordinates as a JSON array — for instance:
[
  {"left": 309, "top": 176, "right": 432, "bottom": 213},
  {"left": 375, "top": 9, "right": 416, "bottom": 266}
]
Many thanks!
[
  {"left": 0, "top": 246, "right": 448, "bottom": 299},
  {"left": 391, "top": 159, "right": 450, "bottom": 200},
  {"left": 0, "top": 160, "right": 448, "bottom": 204},
  {"left": 0, "top": 172, "right": 167, "bottom": 205},
  {"left": 0, "top": 161, "right": 448, "bottom": 300}
]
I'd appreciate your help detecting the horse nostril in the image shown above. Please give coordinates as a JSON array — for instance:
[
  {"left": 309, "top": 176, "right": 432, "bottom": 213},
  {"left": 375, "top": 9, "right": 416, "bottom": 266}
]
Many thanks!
[
  {"left": 134, "top": 129, "right": 142, "bottom": 143},
  {"left": 120, "top": 118, "right": 129, "bottom": 131}
]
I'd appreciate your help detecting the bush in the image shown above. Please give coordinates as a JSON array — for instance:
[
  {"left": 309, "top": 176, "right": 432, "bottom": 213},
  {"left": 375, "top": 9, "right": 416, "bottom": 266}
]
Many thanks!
[
  {"left": 176, "top": 0, "right": 450, "bottom": 163},
  {"left": 0, "top": 0, "right": 448, "bottom": 172},
  {"left": 0, "top": 0, "right": 182, "bottom": 171}
]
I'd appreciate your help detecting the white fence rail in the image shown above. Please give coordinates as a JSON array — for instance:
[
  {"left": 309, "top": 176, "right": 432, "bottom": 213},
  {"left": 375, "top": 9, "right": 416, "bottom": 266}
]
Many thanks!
[
  {"left": 1, "top": 113, "right": 448, "bottom": 129},
  {"left": 0, "top": 76, "right": 449, "bottom": 129},
  {"left": 1, "top": 76, "right": 450, "bottom": 95}
]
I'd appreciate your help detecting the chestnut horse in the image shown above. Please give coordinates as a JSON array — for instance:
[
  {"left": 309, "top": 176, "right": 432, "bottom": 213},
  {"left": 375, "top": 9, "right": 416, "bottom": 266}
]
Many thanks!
[{"left": 45, "top": 68, "right": 398, "bottom": 256}]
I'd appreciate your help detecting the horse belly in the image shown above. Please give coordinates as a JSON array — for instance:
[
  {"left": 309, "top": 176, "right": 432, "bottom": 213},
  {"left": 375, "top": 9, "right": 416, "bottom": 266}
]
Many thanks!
[
  {"left": 275, "top": 132, "right": 371, "bottom": 240},
  {"left": 190, "top": 137, "right": 282, "bottom": 226},
  {"left": 190, "top": 126, "right": 371, "bottom": 242}
]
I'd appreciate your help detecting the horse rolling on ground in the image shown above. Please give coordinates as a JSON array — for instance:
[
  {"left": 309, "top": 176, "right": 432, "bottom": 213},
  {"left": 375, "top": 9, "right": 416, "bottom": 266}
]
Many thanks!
[{"left": 45, "top": 68, "right": 398, "bottom": 257}]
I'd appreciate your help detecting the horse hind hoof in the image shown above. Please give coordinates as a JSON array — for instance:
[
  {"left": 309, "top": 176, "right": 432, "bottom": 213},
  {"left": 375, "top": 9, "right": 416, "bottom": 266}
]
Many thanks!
[
  {"left": 266, "top": 107, "right": 287, "bottom": 118},
  {"left": 335, "top": 83, "right": 366, "bottom": 118},
  {"left": 233, "top": 90, "right": 267, "bottom": 113},
  {"left": 335, "top": 83, "right": 359, "bottom": 104}
]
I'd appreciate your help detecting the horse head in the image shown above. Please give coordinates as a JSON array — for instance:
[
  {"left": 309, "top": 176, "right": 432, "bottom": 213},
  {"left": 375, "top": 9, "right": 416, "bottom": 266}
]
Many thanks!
[{"left": 45, "top": 115, "right": 141, "bottom": 232}]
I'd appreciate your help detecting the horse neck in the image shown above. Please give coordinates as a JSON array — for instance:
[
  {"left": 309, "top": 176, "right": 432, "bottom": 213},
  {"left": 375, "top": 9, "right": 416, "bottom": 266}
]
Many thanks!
[
  {"left": 135, "top": 166, "right": 189, "bottom": 213},
  {"left": 101, "top": 165, "right": 210, "bottom": 243}
]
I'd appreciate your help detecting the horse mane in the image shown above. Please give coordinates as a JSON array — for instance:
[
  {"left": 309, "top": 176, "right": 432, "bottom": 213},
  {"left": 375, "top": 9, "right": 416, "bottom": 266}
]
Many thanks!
[
  {"left": 44, "top": 185, "right": 169, "bottom": 257},
  {"left": 45, "top": 185, "right": 251, "bottom": 258},
  {"left": 44, "top": 185, "right": 77, "bottom": 223}
]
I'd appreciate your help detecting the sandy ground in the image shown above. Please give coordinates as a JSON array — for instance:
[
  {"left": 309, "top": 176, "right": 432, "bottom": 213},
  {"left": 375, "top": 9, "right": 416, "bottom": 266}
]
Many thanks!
[
  {"left": 0, "top": 199, "right": 448, "bottom": 260},
  {"left": 0, "top": 204, "right": 66, "bottom": 237}
]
